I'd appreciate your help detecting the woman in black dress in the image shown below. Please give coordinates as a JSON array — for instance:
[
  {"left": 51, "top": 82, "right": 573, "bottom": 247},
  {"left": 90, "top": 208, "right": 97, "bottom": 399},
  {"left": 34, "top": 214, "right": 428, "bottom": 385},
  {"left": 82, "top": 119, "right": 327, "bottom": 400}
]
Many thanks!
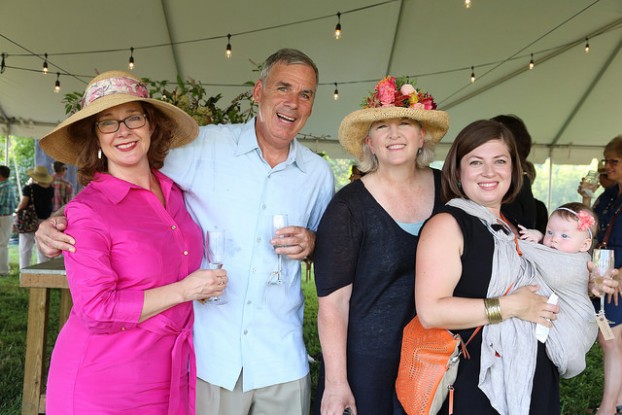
[
  {"left": 415, "top": 120, "right": 562, "bottom": 414},
  {"left": 313, "top": 76, "right": 449, "bottom": 415}
]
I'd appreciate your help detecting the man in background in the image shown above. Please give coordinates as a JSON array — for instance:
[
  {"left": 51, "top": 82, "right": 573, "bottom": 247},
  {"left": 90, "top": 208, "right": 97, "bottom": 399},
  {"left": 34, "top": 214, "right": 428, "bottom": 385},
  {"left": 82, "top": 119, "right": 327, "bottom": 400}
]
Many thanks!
[
  {"left": 51, "top": 161, "right": 73, "bottom": 212},
  {"left": 0, "top": 165, "right": 17, "bottom": 275}
]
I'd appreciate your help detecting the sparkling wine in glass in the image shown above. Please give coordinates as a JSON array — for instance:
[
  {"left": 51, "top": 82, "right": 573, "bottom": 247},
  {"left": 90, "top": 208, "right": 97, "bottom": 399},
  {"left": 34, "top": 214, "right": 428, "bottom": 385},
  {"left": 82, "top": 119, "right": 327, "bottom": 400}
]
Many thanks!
[
  {"left": 268, "top": 214, "right": 288, "bottom": 285},
  {"left": 593, "top": 248, "right": 615, "bottom": 315},
  {"left": 206, "top": 229, "right": 227, "bottom": 304}
]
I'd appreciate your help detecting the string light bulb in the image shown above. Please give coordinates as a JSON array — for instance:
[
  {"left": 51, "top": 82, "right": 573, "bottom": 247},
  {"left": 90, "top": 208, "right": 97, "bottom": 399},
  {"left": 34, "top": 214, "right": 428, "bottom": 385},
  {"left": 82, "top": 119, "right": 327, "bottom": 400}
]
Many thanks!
[
  {"left": 470, "top": 66, "right": 476, "bottom": 83},
  {"left": 333, "top": 83, "right": 339, "bottom": 100},
  {"left": 465, "top": 0, "right": 472, "bottom": 8},
  {"left": 43, "top": 53, "right": 49, "bottom": 74},
  {"left": 226, "top": 34, "right": 232, "bottom": 59},
  {"left": 335, "top": 12, "right": 342, "bottom": 39},
  {"left": 54, "top": 72, "right": 61, "bottom": 93},
  {"left": 584, "top": 37, "right": 590, "bottom": 53},
  {"left": 128, "top": 47, "right": 135, "bottom": 70},
  {"left": 528, "top": 53, "right": 535, "bottom": 70},
  {"left": 0, "top": 53, "right": 5, "bottom": 74}
]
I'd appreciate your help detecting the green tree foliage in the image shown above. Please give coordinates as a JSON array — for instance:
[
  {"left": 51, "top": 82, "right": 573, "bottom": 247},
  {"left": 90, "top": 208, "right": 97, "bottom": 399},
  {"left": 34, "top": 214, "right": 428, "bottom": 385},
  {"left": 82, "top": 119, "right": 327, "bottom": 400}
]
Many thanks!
[{"left": 0, "top": 135, "right": 35, "bottom": 190}]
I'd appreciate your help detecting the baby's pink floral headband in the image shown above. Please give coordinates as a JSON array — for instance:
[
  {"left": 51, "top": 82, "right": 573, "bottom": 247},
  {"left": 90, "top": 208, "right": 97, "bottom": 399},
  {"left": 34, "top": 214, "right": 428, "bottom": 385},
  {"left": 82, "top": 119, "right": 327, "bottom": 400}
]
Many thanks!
[{"left": 555, "top": 207, "right": 595, "bottom": 238}]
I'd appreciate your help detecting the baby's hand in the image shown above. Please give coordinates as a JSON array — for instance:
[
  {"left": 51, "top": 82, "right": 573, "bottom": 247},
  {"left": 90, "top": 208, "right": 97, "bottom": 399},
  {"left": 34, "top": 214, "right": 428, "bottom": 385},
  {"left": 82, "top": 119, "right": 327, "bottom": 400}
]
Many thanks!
[{"left": 518, "top": 224, "right": 543, "bottom": 243}]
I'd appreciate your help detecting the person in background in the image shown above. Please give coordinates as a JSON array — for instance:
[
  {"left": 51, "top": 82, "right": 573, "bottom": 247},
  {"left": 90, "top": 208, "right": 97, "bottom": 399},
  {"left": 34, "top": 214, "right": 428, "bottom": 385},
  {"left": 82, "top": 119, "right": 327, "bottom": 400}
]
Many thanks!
[
  {"left": 35, "top": 49, "right": 335, "bottom": 415},
  {"left": 523, "top": 161, "right": 548, "bottom": 234},
  {"left": 40, "top": 70, "right": 225, "bottom": 414},
  {"left": 578, "top": 159, "right": 616, "bottom": 207},
  {"left": 0, "top": 165, "right": 17, "bottom": 275},
  {"left": 348, "top": 164, "right": 366, "bottom": 182},
  {"left": 17, "top": 166, "right": 54, "bottom": 268},
  {"left": 590, "top": 135, "right": 622, "bottom": 415},
  {"left": 314, "top": 76, "right": 449, "bottom": 415},
  {"left": 492, "top": 114, "right": 538, "bottom": 234},
  {"left": 51, "top": 161, "right": 73, "bottom": 212}
]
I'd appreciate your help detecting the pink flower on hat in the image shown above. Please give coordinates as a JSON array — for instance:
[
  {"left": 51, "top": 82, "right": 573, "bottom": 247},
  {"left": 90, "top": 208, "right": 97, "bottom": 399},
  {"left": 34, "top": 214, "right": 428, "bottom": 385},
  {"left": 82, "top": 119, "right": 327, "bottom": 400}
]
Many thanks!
[
  {"left": 400, "top": 84, "right": 416, "bottom": 96},
  {"left": 363, "top": 76, "right": 438, "bottom": 111},
  {"left": 376, "top": 76, "right": 398, "bottom": 107}
]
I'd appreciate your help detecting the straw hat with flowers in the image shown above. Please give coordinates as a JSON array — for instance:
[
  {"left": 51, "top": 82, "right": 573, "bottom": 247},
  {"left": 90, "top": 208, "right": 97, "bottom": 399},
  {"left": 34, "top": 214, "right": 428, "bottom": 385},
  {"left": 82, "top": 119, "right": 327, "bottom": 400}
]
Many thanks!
[
  {"left": 339, "top": 76, "right": 449, "bottom": 160},
  {"left": 39, "top": 70, "right": 199, "bottom": 166}
]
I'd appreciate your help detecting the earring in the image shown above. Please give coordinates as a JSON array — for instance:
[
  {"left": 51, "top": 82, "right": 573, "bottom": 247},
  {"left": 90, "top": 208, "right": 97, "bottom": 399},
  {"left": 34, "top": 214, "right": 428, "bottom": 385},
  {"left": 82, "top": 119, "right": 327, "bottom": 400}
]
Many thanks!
[
  {"left": 417, "top": 148, "right": 423, "bottom": 156},
  {"left": 97, "top": 148, "right": 102, "bottom": 159}
]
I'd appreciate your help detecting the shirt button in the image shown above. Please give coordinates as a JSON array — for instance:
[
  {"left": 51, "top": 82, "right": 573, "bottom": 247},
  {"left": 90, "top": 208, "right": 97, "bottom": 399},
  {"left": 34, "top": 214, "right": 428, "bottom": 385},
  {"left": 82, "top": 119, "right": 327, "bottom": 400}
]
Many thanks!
[
  {"left": 256, "top": 238, "right": 261, "bottom": 243},
  {"left": 261, "top": 204, "right": 266, "bottom": 210},
  {"left": 121, "top": 327, "right": 126, "bottom": 331},
  {"left": 183, "top": 251, "right": 189, "bottom": 256},
  {"left": 243, "top": 330, "right": 248, "bottom": 335},
  {"left": 171, "top": 225, "right": 177, "bottom": 230},
  {"left": 247, "top": 300, "right": 252, "bottom": 305}
]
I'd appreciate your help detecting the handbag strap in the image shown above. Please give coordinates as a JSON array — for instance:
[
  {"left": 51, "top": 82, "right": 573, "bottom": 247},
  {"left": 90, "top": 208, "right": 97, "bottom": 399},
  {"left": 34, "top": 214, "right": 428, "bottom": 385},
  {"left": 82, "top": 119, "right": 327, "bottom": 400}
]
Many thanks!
[{"left": 597, "top": 199, "right": 622, "bottom": 248}]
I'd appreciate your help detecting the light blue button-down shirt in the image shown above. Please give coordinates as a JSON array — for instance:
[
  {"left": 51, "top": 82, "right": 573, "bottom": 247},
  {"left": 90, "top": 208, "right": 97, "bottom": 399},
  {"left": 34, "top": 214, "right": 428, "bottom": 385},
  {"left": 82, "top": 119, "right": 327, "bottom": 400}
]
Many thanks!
[{"left": 161, "top": 119, "right": 334, "bottom": 391}]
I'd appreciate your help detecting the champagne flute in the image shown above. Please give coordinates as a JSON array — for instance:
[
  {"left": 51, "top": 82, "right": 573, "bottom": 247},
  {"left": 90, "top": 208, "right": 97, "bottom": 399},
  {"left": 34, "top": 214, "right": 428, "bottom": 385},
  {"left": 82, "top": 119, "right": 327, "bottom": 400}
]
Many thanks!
[
  {"left": 268, "top": 214, "right": 288, "bottom": 285},
  {"left": 206, "top": 229, "right": 227, "bottom": 304},
  {"left": 593, "top": 248, "right": 615, "bottom": 316}
]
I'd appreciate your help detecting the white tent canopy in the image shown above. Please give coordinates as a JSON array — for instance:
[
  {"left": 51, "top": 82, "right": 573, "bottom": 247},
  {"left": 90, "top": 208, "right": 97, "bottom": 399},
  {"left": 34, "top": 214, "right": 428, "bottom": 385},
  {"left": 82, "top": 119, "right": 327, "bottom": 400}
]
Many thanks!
[{"left": 1, "top": 0, "right": 621, "bottom": 164}]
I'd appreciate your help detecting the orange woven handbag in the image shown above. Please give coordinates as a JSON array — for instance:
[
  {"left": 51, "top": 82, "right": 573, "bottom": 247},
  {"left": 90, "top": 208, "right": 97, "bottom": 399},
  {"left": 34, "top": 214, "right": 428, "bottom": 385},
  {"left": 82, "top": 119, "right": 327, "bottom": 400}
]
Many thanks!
[{"left": 395, "top": 316, "right": 480, "bottom": 415}]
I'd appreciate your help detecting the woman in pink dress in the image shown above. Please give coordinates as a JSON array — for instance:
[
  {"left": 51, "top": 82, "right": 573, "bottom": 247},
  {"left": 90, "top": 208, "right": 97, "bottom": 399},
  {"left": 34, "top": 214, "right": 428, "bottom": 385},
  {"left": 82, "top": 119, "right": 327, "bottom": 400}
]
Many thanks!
[{"left": 40, "top": 71, "right": 227, "bottom": 414}]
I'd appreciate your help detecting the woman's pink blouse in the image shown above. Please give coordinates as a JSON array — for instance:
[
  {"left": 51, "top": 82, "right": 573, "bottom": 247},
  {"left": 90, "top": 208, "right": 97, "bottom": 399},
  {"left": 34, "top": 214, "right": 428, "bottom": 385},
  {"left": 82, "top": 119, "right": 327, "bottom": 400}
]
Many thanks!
[{"left": 46, "top": 170, "right": 203, "bottom": 415}]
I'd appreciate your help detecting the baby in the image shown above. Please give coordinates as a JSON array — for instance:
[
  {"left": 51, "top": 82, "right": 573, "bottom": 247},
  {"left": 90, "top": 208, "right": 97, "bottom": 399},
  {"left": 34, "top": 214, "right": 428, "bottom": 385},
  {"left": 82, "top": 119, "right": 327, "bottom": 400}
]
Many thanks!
[
  {"left": 517, "top": 202, "right": 598, "bottom": 378},
  {"left": 519, "top": 202, "right": 597, "bottom": 253}
]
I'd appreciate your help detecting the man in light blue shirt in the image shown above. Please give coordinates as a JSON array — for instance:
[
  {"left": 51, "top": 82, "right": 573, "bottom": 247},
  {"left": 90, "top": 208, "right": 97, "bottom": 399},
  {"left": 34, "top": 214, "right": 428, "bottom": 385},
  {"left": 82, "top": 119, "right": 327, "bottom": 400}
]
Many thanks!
[{"left": 36, "top": 48, "right": 334, "bottom": 414}]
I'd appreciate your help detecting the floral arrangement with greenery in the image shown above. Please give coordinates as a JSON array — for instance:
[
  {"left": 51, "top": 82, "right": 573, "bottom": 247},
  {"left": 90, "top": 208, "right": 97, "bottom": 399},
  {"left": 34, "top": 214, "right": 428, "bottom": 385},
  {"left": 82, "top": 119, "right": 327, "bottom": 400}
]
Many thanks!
[
  {"left": 63, "top": 75, "right": 258, "bottom": 125},
  {"left": 363, "top": 76, "right": 437, "bottom": 110}
]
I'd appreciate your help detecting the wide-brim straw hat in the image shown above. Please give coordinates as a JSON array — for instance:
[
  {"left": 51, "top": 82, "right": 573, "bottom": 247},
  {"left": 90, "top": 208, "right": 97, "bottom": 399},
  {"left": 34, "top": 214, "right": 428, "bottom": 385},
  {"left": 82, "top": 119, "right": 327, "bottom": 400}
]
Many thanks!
[
  {"left": 39, "top": 70, "right": 199, "bottom": 166},
  {"left": 27, "top": 165, "right": 54, "bottom": 185},
  {"left": 338, "top": 76, "right": 449, "bottom": 160},
  {"left": 339, "top": 107, "right": 449, "bottom": 160}
]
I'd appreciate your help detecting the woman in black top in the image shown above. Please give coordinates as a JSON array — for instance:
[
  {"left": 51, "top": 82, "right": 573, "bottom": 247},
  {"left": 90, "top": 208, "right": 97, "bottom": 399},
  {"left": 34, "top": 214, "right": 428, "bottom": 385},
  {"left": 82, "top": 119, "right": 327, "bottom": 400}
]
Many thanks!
[
  {"left": 314, "top": 76, "right": 449, "bottom": 415},
  {"left": 17, "top": 165, "right": 54, "bottom": 268}
]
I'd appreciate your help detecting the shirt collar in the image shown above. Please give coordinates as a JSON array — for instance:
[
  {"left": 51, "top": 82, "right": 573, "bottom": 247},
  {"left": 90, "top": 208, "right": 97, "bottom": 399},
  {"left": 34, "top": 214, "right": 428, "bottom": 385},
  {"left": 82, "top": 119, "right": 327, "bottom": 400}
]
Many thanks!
[
  {"left": 235, "top": 118, "right": 308, "bottom": 173},
  {"left": 91, "top": 169, "right": 173, "bottom": 205}
]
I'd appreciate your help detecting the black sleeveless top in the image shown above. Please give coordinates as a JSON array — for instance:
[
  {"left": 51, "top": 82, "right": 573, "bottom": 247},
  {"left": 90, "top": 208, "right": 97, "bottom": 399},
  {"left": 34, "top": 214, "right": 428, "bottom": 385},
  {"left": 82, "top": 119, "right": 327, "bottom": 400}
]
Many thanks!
[{"left": 436, "top": 206, "right": 560, "bottom": 415}]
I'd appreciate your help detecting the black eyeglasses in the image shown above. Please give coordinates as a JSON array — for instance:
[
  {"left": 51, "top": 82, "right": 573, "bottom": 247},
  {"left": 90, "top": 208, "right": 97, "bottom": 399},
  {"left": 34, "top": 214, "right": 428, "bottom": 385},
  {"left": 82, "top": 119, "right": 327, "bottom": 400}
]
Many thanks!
[
  {"left": 602, "top": 158, "right": 621, "bottom": 167},
  {"left": 96, "top": 113, "right": 147, "bottom": 134}
]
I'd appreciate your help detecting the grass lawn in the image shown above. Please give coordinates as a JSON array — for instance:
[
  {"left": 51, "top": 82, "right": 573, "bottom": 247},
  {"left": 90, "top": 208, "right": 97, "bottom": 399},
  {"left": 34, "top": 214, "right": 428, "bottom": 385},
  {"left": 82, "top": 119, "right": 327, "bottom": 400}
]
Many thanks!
[{"left": 0, "top": 248, "right": 607, "bottom": 414}]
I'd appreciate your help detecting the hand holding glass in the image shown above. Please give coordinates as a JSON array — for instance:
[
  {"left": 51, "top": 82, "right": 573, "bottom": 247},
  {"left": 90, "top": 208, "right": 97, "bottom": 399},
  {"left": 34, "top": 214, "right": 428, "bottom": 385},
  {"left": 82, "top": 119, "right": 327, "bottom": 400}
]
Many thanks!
[
  {"left": 269, "top": 214, "right": 288, "bottom": 285},
  {"left": 580, "top": 170, "right": 600, "bottom": 198},
  {"left": 206, "top": 230, "right": 227, "bottom": 304},
  {"left": 593, "top": 248, "right": 615, "bottom": 315}
]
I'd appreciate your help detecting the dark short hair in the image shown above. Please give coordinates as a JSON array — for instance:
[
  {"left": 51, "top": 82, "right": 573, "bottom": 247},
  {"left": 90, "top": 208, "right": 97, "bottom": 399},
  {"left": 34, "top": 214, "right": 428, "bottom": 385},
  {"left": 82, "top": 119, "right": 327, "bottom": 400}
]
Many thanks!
[
  {"left": 604, "top": 135, "right": 622, "bottom": 157},
  {"left": 0, "top": 165, "right": 10, "bottom": 179},
  {"left": 69, "top": 102, "right": 175, "bottom": 186},
  {"left": 53, "top": 161, "right": 66, "bottom": 173},
  {"left": 491, "top": 114, "right": 531, "bottom": 164},
  {"left": 441, "top": 119, "right": 523, "bottom": 204},
  {"left": 260, "top": 48, "right": 319, "bottom": 85}
]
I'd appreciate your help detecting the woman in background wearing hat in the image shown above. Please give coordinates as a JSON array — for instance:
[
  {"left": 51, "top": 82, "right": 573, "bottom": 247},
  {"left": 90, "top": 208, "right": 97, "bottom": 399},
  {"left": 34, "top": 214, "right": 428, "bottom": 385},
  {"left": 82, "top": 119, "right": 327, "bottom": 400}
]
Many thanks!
[
  {"left": 313, "top": 76, "right": 448, "bottom": 415},
  {"left": 40, "top": 71, "right": 226, "bottom": 415},
  {"left": 16, "top": 165, "right": 54, "bottom": 268}
]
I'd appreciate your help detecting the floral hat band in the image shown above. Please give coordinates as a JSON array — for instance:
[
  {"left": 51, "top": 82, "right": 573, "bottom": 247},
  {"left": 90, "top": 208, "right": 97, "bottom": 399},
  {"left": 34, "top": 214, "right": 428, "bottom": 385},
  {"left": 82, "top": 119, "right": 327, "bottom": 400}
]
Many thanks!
[
  {"left": 364, "top": 76, "right": 438, "bottom": 110},
  {"left": 39, "top": 70, "right": 199, "bottom": 166},
  {"left": 81, "top": 76, "right": 149, "bottom": 108},
  {"left": 555, "top": 207, "right": 595, "bottom": 238},
  {"left": 339, "top": 76, "right": 449, "bottom": 160}
]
